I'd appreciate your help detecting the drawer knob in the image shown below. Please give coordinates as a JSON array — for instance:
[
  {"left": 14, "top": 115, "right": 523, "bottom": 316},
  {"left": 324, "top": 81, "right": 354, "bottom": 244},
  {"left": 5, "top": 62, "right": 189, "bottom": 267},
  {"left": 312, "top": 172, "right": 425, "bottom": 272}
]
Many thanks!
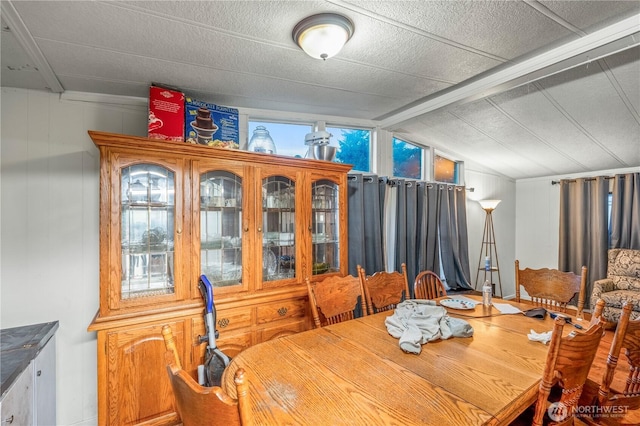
[
  {"left": 278, "top": 307, "right": 288, "bottom": 316},
  {"left": 3, "top": 415, "right": 14, "bottom": 424},
  {"left": 218, "top": 318, "right": 230, "bottom": 328}
]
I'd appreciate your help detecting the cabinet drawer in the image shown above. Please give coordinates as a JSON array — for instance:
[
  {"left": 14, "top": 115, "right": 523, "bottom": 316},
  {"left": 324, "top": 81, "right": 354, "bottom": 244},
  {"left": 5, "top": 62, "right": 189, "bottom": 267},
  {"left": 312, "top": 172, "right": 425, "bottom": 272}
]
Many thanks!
[
  {"left": 256, "top": 298, "right": 306, "bottom": 325},
  {"left": 191, "top": 307, "right": 252, "bottom": 342},
  {"left": 259, "top": 319, "right": 307, "bottom": 342}
]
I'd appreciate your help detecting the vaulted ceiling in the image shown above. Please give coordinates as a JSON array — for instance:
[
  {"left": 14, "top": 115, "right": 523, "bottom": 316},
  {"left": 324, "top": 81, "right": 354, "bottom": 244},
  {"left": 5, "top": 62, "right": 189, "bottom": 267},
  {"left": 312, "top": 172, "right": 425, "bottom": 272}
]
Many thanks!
[{"left": 2, "top": 1, "right": 639, "bottom": 179}]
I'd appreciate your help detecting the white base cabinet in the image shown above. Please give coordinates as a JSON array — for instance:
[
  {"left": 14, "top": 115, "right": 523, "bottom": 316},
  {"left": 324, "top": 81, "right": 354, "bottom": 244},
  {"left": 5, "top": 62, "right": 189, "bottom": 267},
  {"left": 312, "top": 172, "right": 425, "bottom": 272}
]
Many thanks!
[
  {"left": 0, "top": 363, "right": 33, "bottom": 426},
  {"left": 0, "top": 323, "right": 57, "bottom": 426},
  {"left": 34, "top": 337, "right": 56, "bottom": 425}
]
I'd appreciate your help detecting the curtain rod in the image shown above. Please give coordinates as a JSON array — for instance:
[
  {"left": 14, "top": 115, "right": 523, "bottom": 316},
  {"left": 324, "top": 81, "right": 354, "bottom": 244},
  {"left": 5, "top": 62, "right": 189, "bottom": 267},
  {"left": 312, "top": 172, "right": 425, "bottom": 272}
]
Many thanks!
[
  {"left": 551, "top": 176, "right": 619, "bottom": 185},
  {"left": 347, "top": 173, "right": 472, "bottom": 190}
]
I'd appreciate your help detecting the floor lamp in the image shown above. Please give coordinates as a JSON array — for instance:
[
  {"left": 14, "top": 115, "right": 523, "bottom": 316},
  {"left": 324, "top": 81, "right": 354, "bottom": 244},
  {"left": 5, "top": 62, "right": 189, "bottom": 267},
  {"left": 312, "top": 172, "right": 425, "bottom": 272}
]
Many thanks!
[{"left": 475, "top": 199, "right": 503, "bottom": 297}]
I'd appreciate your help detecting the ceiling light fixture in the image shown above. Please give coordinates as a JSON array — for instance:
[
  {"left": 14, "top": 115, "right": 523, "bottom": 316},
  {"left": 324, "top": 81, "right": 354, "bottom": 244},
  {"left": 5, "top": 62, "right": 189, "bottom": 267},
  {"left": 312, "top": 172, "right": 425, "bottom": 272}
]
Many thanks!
[{"left": 292, "top": 13, "right": 354, "bottom": 60}]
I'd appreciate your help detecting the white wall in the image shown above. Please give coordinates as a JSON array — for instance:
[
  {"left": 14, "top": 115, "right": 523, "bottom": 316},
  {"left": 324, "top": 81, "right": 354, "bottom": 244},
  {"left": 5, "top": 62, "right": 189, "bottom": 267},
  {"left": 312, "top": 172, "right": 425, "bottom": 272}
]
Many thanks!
[
  {"left": 464, "top": 169, "right": 516, "bottom": 298},
  {"left": 1, "top": 87, "right": 147, "bottom": 425}
]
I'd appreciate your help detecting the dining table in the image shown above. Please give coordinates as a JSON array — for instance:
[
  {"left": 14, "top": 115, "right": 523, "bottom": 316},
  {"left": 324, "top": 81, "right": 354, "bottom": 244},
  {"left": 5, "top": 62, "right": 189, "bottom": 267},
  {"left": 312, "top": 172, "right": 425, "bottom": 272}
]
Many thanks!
[{"left": 221, "top": 295, "right": 587, "bottom": 425}]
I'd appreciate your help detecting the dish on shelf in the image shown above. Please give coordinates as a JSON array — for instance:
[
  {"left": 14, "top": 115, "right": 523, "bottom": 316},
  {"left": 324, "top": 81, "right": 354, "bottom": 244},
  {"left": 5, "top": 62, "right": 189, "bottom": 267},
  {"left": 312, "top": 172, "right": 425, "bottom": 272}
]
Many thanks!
[
  {"left": 201, "top": 236, "right": 241, "bottom": 250},
  {"left": 141, "top": 227, "right": 166, "bottom": 244},
  {"left": 312, "top": 233, "right": 327, "bottom": 243},
  {"left": 312, "top": 262, "right": 330, "bottom": 275},
  {"left": 201, "top": 263, "right": 242, "bottom": 284},
  {"left": 263, "top": 249, "right": 277, "bottom": 276},
  {"left": 440, "top": 299, "right": 475, "bottom": 310},
  {"left": 279, "top": 255, "right": 295, "bottom": 269}
]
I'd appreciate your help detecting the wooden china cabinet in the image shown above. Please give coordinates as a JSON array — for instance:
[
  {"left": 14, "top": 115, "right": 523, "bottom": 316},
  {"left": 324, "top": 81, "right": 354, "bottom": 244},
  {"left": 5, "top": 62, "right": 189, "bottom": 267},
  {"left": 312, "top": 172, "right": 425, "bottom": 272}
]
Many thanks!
[{"left": 87, "top": 131, "right": 350, "bottom": 425}]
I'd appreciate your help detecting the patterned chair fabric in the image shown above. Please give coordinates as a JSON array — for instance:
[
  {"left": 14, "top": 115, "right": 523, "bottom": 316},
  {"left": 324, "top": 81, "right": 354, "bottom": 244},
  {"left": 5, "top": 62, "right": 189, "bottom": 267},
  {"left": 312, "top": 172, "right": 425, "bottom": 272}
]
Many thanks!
[{"left": 591, "top": 249, "right": 640, "bottom": 324}]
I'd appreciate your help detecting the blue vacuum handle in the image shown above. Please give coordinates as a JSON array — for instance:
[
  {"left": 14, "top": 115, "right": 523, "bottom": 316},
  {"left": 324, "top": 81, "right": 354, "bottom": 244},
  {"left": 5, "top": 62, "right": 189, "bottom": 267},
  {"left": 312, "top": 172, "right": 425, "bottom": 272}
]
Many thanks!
[{"left": 198, "top": 275, "right": 214, "bottom": 314}]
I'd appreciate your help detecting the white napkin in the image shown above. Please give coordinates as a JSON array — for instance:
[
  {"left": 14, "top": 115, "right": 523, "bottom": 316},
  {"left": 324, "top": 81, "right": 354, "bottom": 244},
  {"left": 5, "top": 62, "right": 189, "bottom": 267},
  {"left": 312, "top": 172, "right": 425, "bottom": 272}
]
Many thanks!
[
  {"left": 492, "top": 302, "right": 523, "bottom": 314},
  {"left": 528, "top": 329, "right": 552, "bottom": 344}
]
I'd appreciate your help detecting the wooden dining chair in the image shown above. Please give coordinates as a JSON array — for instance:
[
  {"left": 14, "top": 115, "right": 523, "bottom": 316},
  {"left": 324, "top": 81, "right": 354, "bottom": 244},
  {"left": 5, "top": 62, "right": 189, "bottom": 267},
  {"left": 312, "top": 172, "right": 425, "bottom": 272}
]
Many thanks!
[
  {"left": 306, "top": 275, "right": 367, "bottom": 328},
  {"left": 162, "top": 325, "right": 250, "bottom": 426},
  {"left": 357, "top": 263, "right": 410, "bottom": 315},
  {"left": 515, "top": 260, "right": 587, "bottom": 318},
  {"left": 582, "top": 302, "right": 640, "bottom": 425},
  {"left": 413, "top": 270, "right": 447, "bottom": 299},
  {"left": 524, "top": 316, "right": 605, "bottom": 426}
]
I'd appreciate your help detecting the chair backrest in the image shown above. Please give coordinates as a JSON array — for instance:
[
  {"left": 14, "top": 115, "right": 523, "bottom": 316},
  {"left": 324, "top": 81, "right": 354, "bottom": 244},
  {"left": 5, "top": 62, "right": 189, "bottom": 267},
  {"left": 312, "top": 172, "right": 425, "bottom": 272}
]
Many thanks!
[
  {"left": 591, "top": 298, "right": 606, "bottom": 326},
  {"left": 166, "top": 363, "right": 248, "bottom": 426},
  {"left": 358, "top": 263, "right": 410, "bottom": 315},
  {"left": 597, "top": 302, "right": 640, "bottom": 412},
  {"left": 514, "top": 260, "right": 586, "bottom": 317},
  {"left": 306, "top": 275, "right": 367, "bottom": 328},
  {"left": 413, "top": 270, "right": 447, "bottom": 299},
  {"left": 532, "top": 316, "right": 605, "bottom": 426},
  {"left": 606, "top": 248, "right": 640, "bottom": 290},
  {"left": 162, "top": 325, "right": 250, "bottom": 426},
  {"left": 162, "top": 324, "right": 182, "bottom": 368}
]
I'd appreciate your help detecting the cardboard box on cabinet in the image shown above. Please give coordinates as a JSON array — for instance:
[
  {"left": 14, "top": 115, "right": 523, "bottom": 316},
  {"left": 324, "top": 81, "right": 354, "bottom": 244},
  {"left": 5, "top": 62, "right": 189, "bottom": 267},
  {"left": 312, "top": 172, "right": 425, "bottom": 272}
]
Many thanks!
[
  {"left": 185, "top": 98, "right": 239, "bottom": 149},
  {"left": 148, "top": 86, "right": 185, "bottom": 142}
]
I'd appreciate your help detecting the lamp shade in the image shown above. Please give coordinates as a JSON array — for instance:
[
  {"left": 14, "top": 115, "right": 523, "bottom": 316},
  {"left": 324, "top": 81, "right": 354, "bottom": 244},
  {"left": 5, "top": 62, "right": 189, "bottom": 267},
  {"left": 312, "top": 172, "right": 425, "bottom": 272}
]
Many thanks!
[
  {"left": 478, "top": 199, "right": 501, "bottom": 211},
  {"left": 293, "top": 13, "right": 354, "bottom": 60}
]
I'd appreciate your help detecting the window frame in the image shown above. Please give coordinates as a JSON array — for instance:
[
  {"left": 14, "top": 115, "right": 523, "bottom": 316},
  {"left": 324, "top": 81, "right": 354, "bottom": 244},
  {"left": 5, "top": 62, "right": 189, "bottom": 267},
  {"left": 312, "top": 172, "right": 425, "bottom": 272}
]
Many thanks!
[
  {"left": 391, "top": 136, "right": 424, "bottom": 180},
  {"left": 325, "top": 123, "right": 373, "bottom": 173},
  {"left": 433, "top": 151, "right": 463, "bottom": 185}
]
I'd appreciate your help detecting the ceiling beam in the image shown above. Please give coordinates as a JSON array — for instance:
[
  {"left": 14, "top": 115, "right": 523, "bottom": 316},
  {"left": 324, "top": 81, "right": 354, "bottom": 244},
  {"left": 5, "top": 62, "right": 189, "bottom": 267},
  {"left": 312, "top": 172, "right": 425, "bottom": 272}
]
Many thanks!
[
  {"left": 377, "top": 14, "right": 640, "bottom": 129},
  {"left": 1, "top": 0, "right": 64, "bottom": 93}
]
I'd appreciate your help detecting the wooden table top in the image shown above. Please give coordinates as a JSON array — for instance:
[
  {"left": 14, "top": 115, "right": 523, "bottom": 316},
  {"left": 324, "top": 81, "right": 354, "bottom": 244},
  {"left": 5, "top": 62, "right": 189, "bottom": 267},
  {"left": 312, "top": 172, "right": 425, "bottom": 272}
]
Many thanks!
[{"left": 222, "top": 296, "right": 585, "bottom": 425}]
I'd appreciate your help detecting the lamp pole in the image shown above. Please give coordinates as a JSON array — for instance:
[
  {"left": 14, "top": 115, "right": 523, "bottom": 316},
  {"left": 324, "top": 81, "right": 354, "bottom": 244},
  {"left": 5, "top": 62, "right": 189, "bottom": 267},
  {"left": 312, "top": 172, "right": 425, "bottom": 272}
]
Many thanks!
[{"left": 475, "top": 200, "right": 503, "bottom": 297}]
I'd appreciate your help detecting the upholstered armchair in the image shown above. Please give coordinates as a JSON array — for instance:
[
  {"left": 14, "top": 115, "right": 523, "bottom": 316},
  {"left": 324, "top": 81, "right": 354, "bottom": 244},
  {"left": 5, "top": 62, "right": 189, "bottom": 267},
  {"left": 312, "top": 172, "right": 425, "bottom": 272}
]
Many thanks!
[{"left": 591, "top": 248, "right": 640, "bottom": 325}]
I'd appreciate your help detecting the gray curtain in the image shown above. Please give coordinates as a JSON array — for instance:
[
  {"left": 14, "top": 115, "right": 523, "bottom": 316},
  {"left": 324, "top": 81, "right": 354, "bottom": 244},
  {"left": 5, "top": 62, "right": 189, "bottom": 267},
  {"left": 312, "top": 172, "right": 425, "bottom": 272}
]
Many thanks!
[
  {"left": 347, "top": 174, "right": 385, "bottom": 276},
  {"left": 558, "top": 177, "right": 609, "bottom": 309},
  {"left": 348, "top": 174, "right": 471, "bottom": 293},
  {"left": 394, "top": 180, "right": 420, "bottom": 283},
  {"left": 437, "top": 184, "right": 472, "bottom": 290},
  {"left": 393, "top": 180, "right": 473, "bottom": 291},
  {"left": 417, "top": 183, "right": 439, "bottom": 277},
  {"left": 610, "top": 173, "right": 640, "bottom": 250}
]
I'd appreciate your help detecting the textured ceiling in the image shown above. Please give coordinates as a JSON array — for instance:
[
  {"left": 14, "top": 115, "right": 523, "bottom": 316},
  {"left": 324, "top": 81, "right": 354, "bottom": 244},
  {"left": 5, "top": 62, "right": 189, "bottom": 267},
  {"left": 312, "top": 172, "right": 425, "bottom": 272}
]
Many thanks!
[{"left": 1, "top": 0, "right": 639, "bottom": 179}]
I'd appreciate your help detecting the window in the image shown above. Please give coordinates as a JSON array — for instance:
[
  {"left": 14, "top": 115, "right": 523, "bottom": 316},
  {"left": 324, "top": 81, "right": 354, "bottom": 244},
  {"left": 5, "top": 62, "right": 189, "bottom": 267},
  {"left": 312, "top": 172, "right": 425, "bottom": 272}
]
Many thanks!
[
  {"left": 248, "top": 121, "right": 313, "bottom": 158},
  {"left": 327, "top": 126, "right": 371, "bottom": 172},
  {"left": 392, "top": 137, "right": 422, "bottom": 179},
  {"left": 247, "top": 120, "right": 372, "bottom": 172},
  {"left": 434, "top": 154, "right": 459, "bottom": 184}
]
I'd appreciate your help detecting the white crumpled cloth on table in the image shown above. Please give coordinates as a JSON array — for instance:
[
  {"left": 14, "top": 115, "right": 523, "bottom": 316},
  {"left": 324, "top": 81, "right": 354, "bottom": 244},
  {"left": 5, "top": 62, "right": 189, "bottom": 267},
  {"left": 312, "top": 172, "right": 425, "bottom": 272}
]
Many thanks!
[
  {"left": 384, "top": 299, "right": 474, "bottom": 354},
  {"left": 527, "top": 329, "right": 553, "bottom": 344}
]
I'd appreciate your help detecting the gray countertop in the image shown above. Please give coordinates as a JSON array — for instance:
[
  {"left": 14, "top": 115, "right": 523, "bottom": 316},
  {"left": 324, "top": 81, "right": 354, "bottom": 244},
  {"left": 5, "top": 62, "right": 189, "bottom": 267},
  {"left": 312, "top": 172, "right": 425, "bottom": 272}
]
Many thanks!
[{"left": 1, "top": 321, "right": 59, "bottom": 398}]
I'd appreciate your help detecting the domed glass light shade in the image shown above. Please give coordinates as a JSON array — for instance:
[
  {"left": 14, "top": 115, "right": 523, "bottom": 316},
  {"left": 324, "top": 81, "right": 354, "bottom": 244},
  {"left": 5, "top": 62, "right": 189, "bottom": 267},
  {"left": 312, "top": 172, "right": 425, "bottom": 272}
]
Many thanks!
[{"left": 293, "top": 13, "right": 354, "bottom": 60}]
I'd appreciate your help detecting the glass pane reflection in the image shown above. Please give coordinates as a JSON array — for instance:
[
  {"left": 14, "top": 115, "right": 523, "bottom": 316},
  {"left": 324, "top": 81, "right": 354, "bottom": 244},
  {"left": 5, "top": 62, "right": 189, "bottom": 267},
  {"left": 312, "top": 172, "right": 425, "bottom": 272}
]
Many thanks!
[{"left": 121, "top": 164, "right": 175, "bottom": 299}]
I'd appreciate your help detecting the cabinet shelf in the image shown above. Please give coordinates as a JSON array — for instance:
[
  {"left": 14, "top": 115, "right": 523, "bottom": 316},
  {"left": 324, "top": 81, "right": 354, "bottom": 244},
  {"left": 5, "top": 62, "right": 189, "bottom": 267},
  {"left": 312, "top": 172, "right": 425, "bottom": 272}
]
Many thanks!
[{"left": 123, "top": 202, "right": 173, "bottom": 208}]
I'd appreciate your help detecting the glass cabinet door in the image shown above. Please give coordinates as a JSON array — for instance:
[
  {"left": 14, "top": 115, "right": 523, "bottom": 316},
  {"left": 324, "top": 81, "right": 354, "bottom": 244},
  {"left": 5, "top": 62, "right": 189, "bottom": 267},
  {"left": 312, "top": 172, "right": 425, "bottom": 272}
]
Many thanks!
[
  {"left": 200, "top": 171, "right": 243, "bottom": 288},
  {"left": 121, "top": 164, "right": 175, "bottom": 299},
  {"left": 311, "top": 180, "right": 340, "bottom": 275},
  {"left": 262, "top": 176, "right": 296, "bottom": 282}
]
